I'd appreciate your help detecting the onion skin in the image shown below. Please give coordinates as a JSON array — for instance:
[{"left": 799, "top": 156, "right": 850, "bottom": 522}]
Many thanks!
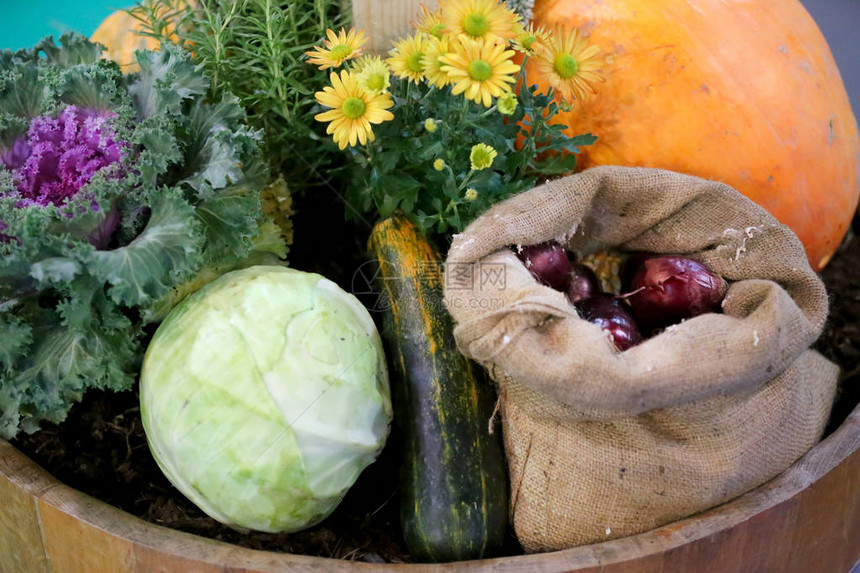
[
  {"left": 625, "top": 256, "right": 728, "bottom": 330},
  {"left": 518, "top": 242, "right": 571, "bottom": 291},
  {"left": 566, "top": 262, "right": 602, "bottom": 304},
  {"left": 576, "top": 293, "right": 643, "bottom": 351}
]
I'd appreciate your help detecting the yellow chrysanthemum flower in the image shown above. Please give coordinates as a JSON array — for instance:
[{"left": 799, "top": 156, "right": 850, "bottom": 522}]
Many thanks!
[
  {"left": 422, "top": 36, "right": 454, "bottom": 89},
  {"left": 470, "top": 143, "right": 497, "bottom": 170},
  {"left": 314, "top": 71, "right": 395, "bottom": 149},
  {"left": 497, "top": 91, "right": 518, "bottom": 115},
  {"left": 355, "top": 56, "right": 391, "bottom": 94},
  {"left": 388, "top": 34, "right": 430, "bottom": 84},
  {"left": 414, "top": 4, "right": 447, "bottom": 38},
  {"left": 440, "top": 37, "right": 519, "bottom": 107},
  {"left": 439, "top": 0, "right": 517, "bottom": 43},
  {"left": 535, "top": 26, "right": 604, "bottom": 103},
  {"left": 305, "top": 27, "right": 367, "bottom": 70},
  {"left": 424, "top": 118, "right": 439, "bottom": 132},
  {"left": 464, "top": 188, "right": 478, "bottom": 201},
  {"left": 512, "top": 22, "right": 549, "bottom": 56}
]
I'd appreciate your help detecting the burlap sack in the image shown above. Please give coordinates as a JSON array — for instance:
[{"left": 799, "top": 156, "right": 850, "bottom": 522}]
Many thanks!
[{"left": 443, "top": 166, "right": 839, "bottom": 552}]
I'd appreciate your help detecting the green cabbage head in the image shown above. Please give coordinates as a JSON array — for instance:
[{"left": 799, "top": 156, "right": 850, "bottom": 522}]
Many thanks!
[{"left": 140, "top": 265, "right": 392, "bottom": 533}]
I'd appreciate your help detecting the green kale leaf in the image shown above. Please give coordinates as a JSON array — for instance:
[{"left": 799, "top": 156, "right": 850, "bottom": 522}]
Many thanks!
[{"left": 0, "top": 35, "right": 287, "bottom": 438}]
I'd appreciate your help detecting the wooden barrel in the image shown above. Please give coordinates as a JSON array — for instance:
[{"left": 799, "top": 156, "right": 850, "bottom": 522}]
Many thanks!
[{"left": 1, "top": 402, "right": 857, "bottom": 572}]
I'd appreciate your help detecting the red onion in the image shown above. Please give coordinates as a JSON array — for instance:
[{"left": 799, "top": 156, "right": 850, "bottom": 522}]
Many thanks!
[
  {"left": 625, "top": 255, "right": 728, "bottom": 330},
  {"left": 576, "top": 294, "right": 643, "bottom": 351},
  {"left": 566, "top": 262, "right": 602, "bottom": 304},
  {"left": 517, "top": 242, "right": 571, "bottom": 291}
]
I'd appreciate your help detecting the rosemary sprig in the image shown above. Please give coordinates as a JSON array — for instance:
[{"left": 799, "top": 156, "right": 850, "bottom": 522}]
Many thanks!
[{"left": 133, "top": 0, "right": 349, "bottom": 189}]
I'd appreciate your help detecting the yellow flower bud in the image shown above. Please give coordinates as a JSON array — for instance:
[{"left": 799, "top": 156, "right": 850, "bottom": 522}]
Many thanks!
[
  {"left": 497, "top": 92, "right": 518, "bottom": 115},
  {"left": 424, "top": 118, "right": 438, "bottom": 132},
  {"left": 433, "top": 158, "right": 446, "bottom": 171},
  {"left": 465, "top": 188, "right": 478, "bottom": 201}
]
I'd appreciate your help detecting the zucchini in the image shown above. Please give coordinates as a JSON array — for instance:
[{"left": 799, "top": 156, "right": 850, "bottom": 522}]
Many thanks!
[{"left": 367, "top": 216, "right": 508, "bottom": 563}]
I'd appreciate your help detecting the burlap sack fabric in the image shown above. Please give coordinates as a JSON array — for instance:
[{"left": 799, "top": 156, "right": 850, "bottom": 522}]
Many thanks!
[{"left": 443, "top": 166, "right": 839, "bottom": 552}]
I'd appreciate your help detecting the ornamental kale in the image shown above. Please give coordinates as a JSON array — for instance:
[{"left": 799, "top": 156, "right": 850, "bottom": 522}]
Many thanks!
[
  {"left": 0, "top": 34, "right": 289, "bottom": 438},
  {"left": 8, "top": 106, "right": 126, "bottom": 207}
]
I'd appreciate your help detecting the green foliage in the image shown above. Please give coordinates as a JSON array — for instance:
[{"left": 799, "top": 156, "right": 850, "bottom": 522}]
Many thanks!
[
  {"left": 0, "top": 35, "right": 287, "bottom": 438},
  {"left": 133, "top": 0, "right": 349, "bottom": 186},
  {"left": 87, "top": 191, "right": 205, "bottom": 306},
  {"left": 341, "top": 70, "right": 597, "bottom": 239}
]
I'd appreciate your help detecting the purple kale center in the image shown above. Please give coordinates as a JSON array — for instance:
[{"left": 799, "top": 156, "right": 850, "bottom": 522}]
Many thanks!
[
  {"left": 0, "top": 138, "right": 31, "bottom": 171},
  {"left": 3, "top": 106, "right": 126, "bottom": 207}
]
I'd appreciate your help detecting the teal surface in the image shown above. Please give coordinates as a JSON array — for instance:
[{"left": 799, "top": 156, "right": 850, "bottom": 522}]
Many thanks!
[{"left": 0, "top": 0, "right": 126, "bottom": 51}]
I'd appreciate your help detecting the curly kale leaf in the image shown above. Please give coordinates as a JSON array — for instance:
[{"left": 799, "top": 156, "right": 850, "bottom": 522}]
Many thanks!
[
  {"left": 0, "top": 36, "right": 286, "bottom": 437},
  {"left": 0, "top": 282, "right": 139, "bottom": 439},
  {"left": 87, "top": 189, "right": 205, "bottom": 306},
  {"left": 36, "top": 34, "right": 103, "bottom": 67},
  {"left": 0, "top": 316, "right": 31, "bottom": 373},
  {"left": 129, "top": 45, "right": 209, "bottom": 120}
]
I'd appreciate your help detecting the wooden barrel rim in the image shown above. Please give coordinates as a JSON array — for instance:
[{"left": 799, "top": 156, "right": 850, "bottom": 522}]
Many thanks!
[{"left": 1, "top": 402, "right": 858, "bottom": 572}]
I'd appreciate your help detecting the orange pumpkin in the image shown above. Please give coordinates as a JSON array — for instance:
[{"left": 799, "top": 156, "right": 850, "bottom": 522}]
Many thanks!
[
  {"left": 529, "top": 0, "right": 859, "bottom": 270},
  {"left": 91, "top": 2, "right": 194, "bottom": 73}
]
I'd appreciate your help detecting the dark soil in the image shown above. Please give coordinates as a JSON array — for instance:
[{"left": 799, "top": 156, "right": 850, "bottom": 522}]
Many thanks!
[
  {"left": 13, "top": 386, "right": 410, "bottom": 562},
  {"left": 816, "top": 218, "right": 860, "bottom": 436},
  {"left": 11, "top": 203, "right": 860, "bottom": 564}
]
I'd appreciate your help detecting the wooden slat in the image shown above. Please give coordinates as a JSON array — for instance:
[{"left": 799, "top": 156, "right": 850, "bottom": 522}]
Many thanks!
[
  {"left": 787, "top": 460, "right": 849, "bottom": 570},
  {"left": 0, "top": 404, "right": 857, "bottom": 572},
  {"left": 38, "top": 498, "right": 136, "bottom": 573},
  {"left": 33, "top": 482, "right": 374, "bottom": 573},
  {"left": 0, "top": 447, "right": 49, "bottom": 573},
  {"left": 732, "top": 494, "right": 798, "bottom": 572}
]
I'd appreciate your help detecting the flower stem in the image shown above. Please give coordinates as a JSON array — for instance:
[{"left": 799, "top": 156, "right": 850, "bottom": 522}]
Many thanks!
[
  {"left": 458, "top": 169, "right": 476, "bottom": 191},
  {"left": 460, "top": 97, "right": 470, "bottom": 120},
  {"left": 477, "top": 105, "right": 498, "bottom": 119}
]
